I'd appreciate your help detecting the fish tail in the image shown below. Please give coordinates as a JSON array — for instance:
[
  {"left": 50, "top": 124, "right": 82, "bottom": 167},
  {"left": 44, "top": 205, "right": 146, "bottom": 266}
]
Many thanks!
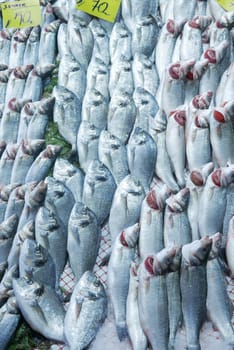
[{"left": 116, "top": 322, "right": 128, "bottom": 341}]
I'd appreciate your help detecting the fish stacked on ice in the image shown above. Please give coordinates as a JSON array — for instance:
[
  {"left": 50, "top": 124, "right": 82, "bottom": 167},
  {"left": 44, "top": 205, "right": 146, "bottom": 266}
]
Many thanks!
[{"left": 0, "top": 0, "right": 233, "bottom": 349}]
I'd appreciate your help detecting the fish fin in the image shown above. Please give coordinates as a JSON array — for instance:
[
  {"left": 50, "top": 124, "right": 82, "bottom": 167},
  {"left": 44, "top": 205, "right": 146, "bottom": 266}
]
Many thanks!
[{"left": 116, "top": 321, "right": 128, "bottom": 341}]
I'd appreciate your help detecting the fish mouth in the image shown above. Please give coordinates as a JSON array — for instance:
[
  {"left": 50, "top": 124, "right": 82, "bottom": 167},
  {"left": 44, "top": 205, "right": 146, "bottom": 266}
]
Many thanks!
[
  {"left": 211, "top": 169, "right": 222, "bottom": 187},
  {"left": 173, "top": 110, "right": 186, "bottom": 126},
  {"left": 166, "top": 20, "right": 175, "bottom": 34},
  {"left": 213, "top": 108, "right": 225, "bottom": 123},
  {"left": 169, "top": 63, "right": 180, "bottom": 80},
  {"left": 144, "top": 256, "right": 154, "bottom": 275},
  {"left": 204, "top": 48, "right": 216, "bottom": 64},
  {"left": 146, "top": 190, "right": 159, "bottom": 210},
  {"left": 190, "top": 171, "right": 204, "bottom": 186}
]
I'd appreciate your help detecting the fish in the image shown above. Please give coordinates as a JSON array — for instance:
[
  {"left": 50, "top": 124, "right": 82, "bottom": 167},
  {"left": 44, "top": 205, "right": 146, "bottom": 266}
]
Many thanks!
[
  {"left": 17, "top": 101, "right": 37, "bottom": 143},
  {"left": 35, "top": 206, "right": 67, "bottom": 295},
  {"left": 109, "top": 175, "right": 145, "bottom": 242},
  {"left": 215, "top": 63, "right": 234, "bottom": 105},
  {"left": 0, "top": 29, "right": 15, "bottom": 66},
  {"left": 210, "top": 101, "right": 234, "bottom": 167},
  {"left": 126, "top": 262, "right": 148, "bottom": 350},
  {"left": 38, "top": 20, "right": 61, "bottom": 65},
  {"left": 64, "top": 271, "right": 107, "bottom": 349},
  {"left": 52, "top": 0, "right": 69, "bottom": 22},
  {"left": 82, "top": 160, "right": 117, "bottom": 226},
  {"left": 0, "top": 297, "right": 21, "bottom": 350},
  {"left": 77, "top": 121, "right": 101, "bottom": 173},
  {"left": 53, "top": 85, "right": 82, "bottom": 156},
  {"left": 108, "top": 92, "right": 136, "bottom": 144},
  {"left": 173, "top": 0, "right": 197, "bottom": 22},
  {"left": 0, "top": 185, "right": 19, "bottom": 223},
  {"left": 127, "top": 127, "right": 157, "bottom": 192},
  {"left": 0, "top": 69, "right": 12, "bottom": 104},
  {"left": 13, "top": 276, "right": 65, "bottom": 342},
  {"left": 25, "top": 145, "right": 62, "bottom": 183},
  {"left": 186, "top": 109, "right": 212, "bottom": 171},
  {"left": 26, "top": 97, "right": 55, "bottom": 141},
  {"left": 66, "top": 171, "right": 85, "bottom": 203},
  {"left": 8, "top": 220, "right": 35, "bottom": 269},
  {"left": 109, "top": 55, "right": 134, "bottom": 97},
  {"left": 5, "top": 65, "right": 33, "bottom": 103},
  {"left": 138, "top": 247, "right": 177, "bottom": 350},
  {"left": 0, "top": 265, "right": 18, "bottom": 307},
  {"left": 23, "top": 26, "right": 41, "bottom": 66},
  {"left": 57, "top": 22, "right": 70, "bottom": 59},
  {"left": 198, "top": 165, "right": 234, "bottom": 237},
  {"left": 67, "top": 202, "right": 101, "bottom": 283},
  {"left": 166, "top": 109, "right": 186, "bottom": 188},
  {"left": 11, "top": 140, "right": 45, "bottom": 185},
  {"left": 0, "top": 215, "right": 18, "bottom": 271},
  {"left": 108, "top": 224, "right": 140, "bottom": 341},
  {"left": 4, "top": 184, "right": 26, "bottom": 220},
  {"left": 98, "top": 130, "right": 129, "bottom": 185},
  {"left": 42, "top": 3, "right": 56, "bottom": 26},
  {"left": 206, "top": 232, "right": 234, "bottom": 345},
  {"left": 9, "top": 28, "right": 32, "bottom": 69},
  {"left": 89, "top": 19, "right": 110, "bottom": 66},
  {"left": 164, "top": 187, "right": 191, "bottom": 247},
  {"left": 109, "top": 21, "right": 132, "bottom": 63},
  {"left": 0, "top": 144, "right": 19, "bottom": 185},
  {"left": 180, "top": 237, "right": 212, "bottom": 350},
  {"left": 86, "top": 58, "right": 110, "bottom": 102},
  {"left": 81, "top": 88, "right": 108, "bottom": 130},
  {"left": 23, "top": 64, "right": 55, "bottom": 102},
  {"left": 226, "top": 216, "right": 234, "bottom": 277}
]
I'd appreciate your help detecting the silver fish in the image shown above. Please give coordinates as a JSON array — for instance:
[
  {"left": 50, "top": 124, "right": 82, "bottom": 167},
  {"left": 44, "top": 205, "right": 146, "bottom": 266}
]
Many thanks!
[
  {"left": 67, "top": 202, "right": 101, "bottom": 283},
  {"left": 108, "top": 224, "right": 140, "bottom": 341},
  {"left": 89, "top": 19, "right": 110, "bottom": 66},
  {"left": 226, "top": 216, "right": 234, "bottom": 277},
  {"left": 0, "top": 265, "right": 18, "bottom": 307},
  {"left": 86, "top": 58, "right": 110, "bottom": 102},
  {"left": 109, "top": 55, "right": 134, "bottom": 97},
  {"left": 17, "top": 101, "right": 36, "bottom": 143},
  {"left": 109, "top": 175, "right": 145, "bottom": 242},
  {"left": 38, "top": 20, "right": 61, "bottom": 65},
  {"left": 4, "top": 184, "right": 25, "bottom": 221},
  {"left": 0, "top": 29, "right": 15, "bottom": 66},
  {"left": 5, "top": 65, "right": 33, "bottom": 103},
  {"left": 13, "top": 276, "right": 65, "bottom": 341},
  {"left": 0, "top": 69, "right": 12, "bottom": 104},
  {"left": 57, "top": 22, "right": 70, "bottom": 58},
  {"left": 64, "top": 271, "right": 107, "bottom": 349},
  {"left": 109, "top": 21, "right": 132, "bottom": 63},
  {"left": 0, "top": 215, "right": 18, "bottom": 270},
  {"left": 0, "top": 297, "right": 20, "bottom": 350},
  {"left": 23, "top": 26, "right": 41, "bottom": 66},
  {"left": 0, "top": 144, "right": 19, "bottom": 185},
  {"left": 82, "top": 88, "right": 108, "bottom": 130},
  {"left": 9, "top": 28, "right": 32, "bottom": 69}
]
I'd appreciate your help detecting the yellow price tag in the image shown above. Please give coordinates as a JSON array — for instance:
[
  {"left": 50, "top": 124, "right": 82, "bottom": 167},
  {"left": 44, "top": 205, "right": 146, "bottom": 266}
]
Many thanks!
[
  {"left": 76, "top": 0, "right": 121, "bottom": 23},
  {"left": 216, "top": 0, "right": 234, "bottom": 11},
  {"left": 1, "top": 0, "right": 41, "bottom": 29}
]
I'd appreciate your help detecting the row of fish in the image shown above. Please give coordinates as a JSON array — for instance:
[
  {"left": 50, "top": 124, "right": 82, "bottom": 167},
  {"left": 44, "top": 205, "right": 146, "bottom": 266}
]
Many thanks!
[{"left": 0, "top": 0, "right": 233, "bottom": 349}]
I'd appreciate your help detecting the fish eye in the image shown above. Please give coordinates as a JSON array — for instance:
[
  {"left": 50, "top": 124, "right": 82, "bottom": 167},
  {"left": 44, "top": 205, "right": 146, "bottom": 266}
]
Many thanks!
[{"left": 94, "top": 279, "right": 100, "bottom": 287}]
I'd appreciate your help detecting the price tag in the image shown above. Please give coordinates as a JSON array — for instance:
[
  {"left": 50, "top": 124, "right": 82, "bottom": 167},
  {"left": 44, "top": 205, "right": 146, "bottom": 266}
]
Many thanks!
[
  {"left": 1, "top": 0, "right": 41, "bottom": 29},
  {"left": 216, "top": 0, "right": 234, "bottom": 11},
  {"left": 76, "top": 0, "right": 121, "bottom": 23}
]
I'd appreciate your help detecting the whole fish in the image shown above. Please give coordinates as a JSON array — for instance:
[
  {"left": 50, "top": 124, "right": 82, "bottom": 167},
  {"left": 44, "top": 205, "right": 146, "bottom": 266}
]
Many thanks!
[
  {"left": 0, "top": 144, "right": 19, "bottom": 185},
  {"left": 127, "top": 127, "right": 157, "bottom": 192},
  {"left": 38, "top": 20, "right": 61, "bottom": 65},
  {"left": 108, "top": 92, "right": 136, "bottom": 144},
  {"left": 17, "top": 101, "right": 36, "bottom": 143},
  {"left": 67, "top": 202, "right": 101, "bottom": 283},
  {"left": 81, "top": 88, "right": 108, "bottom": 130},
  {"left": 5, "top": 65, "right": 33, "bottom": 103},
  {"left": 164, "top": 188, "right": 191, "bottom": 246},
  {"left": 26, "top": 97, "right": 55, "bottom": 141},
  {"left": 109, "top": 175, "right": 145, "bottom": 242},
  {"left": 206, "top": 232, "right": 234, "bottom": 345},
  {"left": 0, "top": 297, "right": 20, "bottom": 350},
  {"left": 108, "top": 224, "right": 140, "bottom": 340},
  {"left": 210, "top": 101, "right": 234, "bottom": 167},
  {"left": 109, "top": 56, "right": 134, "bottom": 97},
  {"left": 180, "top": 237, "right": 212, "bottom": 350},
  {"left": 53, "top": 85, "right": 82, "bottom": 156},
  {"left": 8, "top": 220, "right": 35, "bottom": 269},
  {"left": 11, "top": 140, "right": 45, "bottom": 185},
  {"left": 25, "top": 145, "right": 62, "bottom": 183},
  {"left": 77, "top": 121, "right": 101, "bottom": 173},
  {"left": 44, "top": 176, "right": 75, "bottom": 230},
  {"left": 198, "top": 165, "right": 234, "bottom": 237},
  {"left": 126, "top": 262, "right": 148, "bottom": 350},
  {"left": 186, "top": 109, "right": 212, "bottom": 171},
  {"left": 35, "top": 206, "right": 67, "bottom": 295},
  {"left": 138, "top": 247, "right": 177, "bottom": 350},
  {"left": 13, "top": 276, "right": 65, "bottom": 342},
  {"left": 0, "top": 69, "right": 12, "bottom": 104},
  {"left": 82, "top": 160, "right": 116, "bottom": 226},
  {"left": 86, "top": 58, "right": 110, "bottom": 102},
  {"left": 23, "top": 26, "right": 41, "bottom": 66},
  {"left": 98, "top": 130, "right": 129, "bottom": 185},
  {"left": 19, "top": 238, "right": 56, "bottom": 289},
  {"left": 89, "top": 19, "right": 110, "bottom": 65},
  {"left": 109, "top": 21, "right": 132, "bottom": 63},
  {"left": 4, "top": 184, "right": 26, "bottom": 220},
  {"left": 9, "top": 28, "right": 32, "bottom": 69},
  {"left": 0, "top": 215, "right": 18, "bottom": 269},
  {"left": 132, "top": 53, "right": 159, "bottom": 96},
  {"left": 23, "top": 64, "right": 55, "bottom": 102},
  {"left": 166, "top": 109, "right": 186, "bottom": 188},
  {"left": 64, "top": 271, "right": 107, "bottom": 349},
  {"left": 0, "top": 29, "right": 15, "bottom": 66},
  {"left": 57, "top": 23, "right": 70, "bottom": 58}
]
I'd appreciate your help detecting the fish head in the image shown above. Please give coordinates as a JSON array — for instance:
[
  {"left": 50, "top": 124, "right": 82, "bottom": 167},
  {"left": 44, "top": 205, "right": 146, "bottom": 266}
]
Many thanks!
[
  {"left": 28, "top": 181, "right": 47, "bottom": 207},
  {"left": 121, "top": 175, "right": 145, "bottom": 197},
  {"left": 192, "top": 91, "right": 213, "bottom": 110},
  {"left": 209, "top": 232, "right": 223, "bottom": 259},
  {"left": 6, "top": 296, "right": 19, "bottom": 315},
  {"left": 153, "top": 246, "right": 177, "bottom": 275},
  {"left": 53, "top": 158, "right": 78, "bottom": 182},
  {"left": 211, "top": 165, "right": 234, "bottom": 187},
  {"left": 119, "top": 223, "right": 140, "bottom": 248},
  {"left": 13, "top": 276, "right": 44, "bottom": 303},
  {"left": 35, "top": 63, "right": 55, "bottom": 77},
  {"left": 190, "top": 162, "right": 214, "bottom": 187},
  {"left": 182, "top": 236, "right": 212, "bottom": 266},
  {"left": 72, "top": 202, "right": 97, "bottom": 228},
  {"left": 21, "top": 239, "right": 48, "bottom": 268},
  {"left": 36, "top": 206, "right": 59, "bottom": 232},
  {"left": 78, "top": 271, "right": 106, "bottom": 300},
  {"left": 18, "top": 220, "right": 35, "bottom": 243},
  {"left": 167, "top": 246, "right": 182, "bottom": 271}
]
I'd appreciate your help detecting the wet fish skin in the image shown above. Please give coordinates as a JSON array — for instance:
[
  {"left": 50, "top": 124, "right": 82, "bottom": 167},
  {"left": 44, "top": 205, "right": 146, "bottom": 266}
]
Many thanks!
[
  {"left": 109, "top": 55, "right": 134, "bottom": 97},
  {"left": 89, "top": 19, "right": 110, "bottom": 66},
  {"left": 0, "top": 29, "right": 14, "bottom": 66},
  {"left": 13, "top": 276, "right": 65, "bottom": 342},
  {"left": 0, "top": 265, "right": 18, "bottom": 307},
  {"left": 98, "top": 130, "right": 129, "bottom": 185},
  {"left": 67, "top": 202, "right": 101, "bottom": 283},
  {"left": 9, "top": 28, "right": 32, "bottom": 69},
  {"left": 109, "top": 21, "right": 132, "bottom": 64},
  {"left": 5, "top": 65, "right": 33, "bottom": 103},
  {"left": 57, "top": 23, "right": 70, "bottom": 58},
  {"left": 4, "top": 184, "right": 26, "bottom": 220},
  {"left": 109, "top": 175, "right": 145, "bottom": 243},
  {"left": 17, "top": 101, "right": 36, "bottom": 143},
  {"left": 82, "top": 160, "right": 116, "bottom": 226},
  {"left": 86, "top": 58, "right": 110, "bottom": 102},
  {"left": 39, "top": 20, "right": 61, "bottom": 65},
  {"left": 180, "top": 237, "right": 212, "bottom": 350},
  {"left": 0, "top": 297, "right": 21, "bottom": 350},
  {"left": 226, "top": 216, "right": 234, "bottom": 277},
  {"left": 23, "top": 26, "right": 41, "bottom": 66},
  {"left": 64, "top": 271, "right": 107, "bottom": 349},
  {"left": 126, "top": 262, "right": 148, "bottom": 350},
  {"left": 108, "top": 92, "right": 137, "bottom": 144},
  {"left": 53, "top": 157, "right": 79, "bottom": 183},
  {"left": 108, "top": 224, "right": 140, "bottom": 341},
  {"left": 53, "top": 85, "right": 82, "bottom": 155},
  {"left": 0, "top": 69, "right": 12, "bottom": 104},
  {"left": 173, "top": 0, "right": 197, "bottom": 22},
  {"left": 0, "top": 215, "right": 18, "bottom": 269},
  {"left": 127, "top": 127, "right": 157, "bottom": 193},
  {"left": 82, "top": 88, "right": 108, "bottom": 130},
  {"left": 0, "top": 144, "right": 19, "bottom": 185},
  {"left": 25, "top": 145, "right": 62, "bottom": 183},
  {"left": 11, "top": 139, "right": 45, "bottom": 185}
]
